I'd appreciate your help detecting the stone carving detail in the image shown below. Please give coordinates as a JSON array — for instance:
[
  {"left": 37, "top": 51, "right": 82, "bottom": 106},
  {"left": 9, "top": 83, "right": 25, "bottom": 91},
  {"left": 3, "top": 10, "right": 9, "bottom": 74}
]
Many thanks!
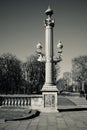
[{"left": 44, "top": 94, "right": 55, "bottom": 107}]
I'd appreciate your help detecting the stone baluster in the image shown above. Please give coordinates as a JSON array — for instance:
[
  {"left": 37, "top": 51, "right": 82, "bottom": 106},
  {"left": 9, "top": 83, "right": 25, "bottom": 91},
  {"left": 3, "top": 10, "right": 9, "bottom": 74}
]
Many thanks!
[
  {"left": 8, "top": 98, "right": 10, "bottom": 106},
  {"left": 14, "top": 98, "right": 16, "bottom": 106},
  {"left": 19, "top": 98, "right": 21, "bottom": 106},
  {"left": 21, "top": 98, "right": 23, "bottom": 106},
  {"left": 9, "top": 98, "right": 11, "bottom": 106},
  {"left": 16, "top": 98, "right": 18, "bottom": 106},
  {"left": 23, "top": 98, "right": 25, "bottom": 106},
  {"left": 1, "top": 97, "right": 4, "bottom": 106},
  {"left": 18, "top": 97, "right": 21, "bottom": 106},
  {"left": 13, "top": 98, "right": 14, "bottom": 106},
  {"left": 11, "top": 98, "right": 14, "bottom": 106},
  {"left": 5, "top": 98, "right": 8, "bottom": 106},
  {"left": 17, "top": 98, "right": 19, "bottom": 106},
  {"left": 26, "top": 98, "right": 28, "bottom": 106}
]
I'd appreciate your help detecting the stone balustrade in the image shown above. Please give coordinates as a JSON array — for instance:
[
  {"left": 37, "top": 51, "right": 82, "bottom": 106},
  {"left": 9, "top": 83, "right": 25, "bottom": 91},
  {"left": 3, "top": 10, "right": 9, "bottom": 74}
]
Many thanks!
[{"left": 0, "top": 95, "right": 42, "bottom": 108}]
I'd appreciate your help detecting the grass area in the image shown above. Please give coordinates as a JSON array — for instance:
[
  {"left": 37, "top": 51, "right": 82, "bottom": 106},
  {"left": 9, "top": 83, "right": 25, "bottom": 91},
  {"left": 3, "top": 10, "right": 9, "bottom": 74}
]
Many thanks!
[{"left": 0, "top": 107, "right": 30, "bottom": 120}]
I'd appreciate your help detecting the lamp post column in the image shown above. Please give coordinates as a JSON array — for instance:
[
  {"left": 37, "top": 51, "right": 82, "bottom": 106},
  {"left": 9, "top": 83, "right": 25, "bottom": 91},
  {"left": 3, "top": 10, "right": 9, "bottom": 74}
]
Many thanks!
[
  {"left": 45, "top": 15, "right": 54, "bottom": 85},
  {"left": 36, "top": 6, "right": 63, "bottom": 112},
  {"left": 41, "top": 7, "right": 58, "bottom": 112}
]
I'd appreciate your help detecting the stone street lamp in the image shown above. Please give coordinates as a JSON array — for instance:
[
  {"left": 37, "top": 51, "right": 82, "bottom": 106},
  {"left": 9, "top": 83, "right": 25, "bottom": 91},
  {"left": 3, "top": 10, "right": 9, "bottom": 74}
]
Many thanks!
[{"left": 36, "top": 6, "right": 63, "bottom": 112}]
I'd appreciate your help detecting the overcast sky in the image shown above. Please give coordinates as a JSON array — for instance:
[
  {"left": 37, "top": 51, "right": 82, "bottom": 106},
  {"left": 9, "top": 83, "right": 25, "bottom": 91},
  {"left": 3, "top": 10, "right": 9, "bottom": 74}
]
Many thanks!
[{"left": 0, "top": 0, "right": 87, "bottom": 77}]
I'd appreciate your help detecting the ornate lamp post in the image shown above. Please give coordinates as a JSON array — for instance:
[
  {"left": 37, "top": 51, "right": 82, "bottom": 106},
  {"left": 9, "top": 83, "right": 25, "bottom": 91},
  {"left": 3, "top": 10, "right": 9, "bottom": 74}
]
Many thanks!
[{"left": 36, "top": 6, "right": 63, "bottom": 112}]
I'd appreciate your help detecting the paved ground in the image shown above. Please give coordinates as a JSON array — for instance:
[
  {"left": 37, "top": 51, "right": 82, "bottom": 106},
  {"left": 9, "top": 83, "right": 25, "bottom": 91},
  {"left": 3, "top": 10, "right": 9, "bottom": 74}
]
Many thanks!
[
  {"left": 58, "top": 95, "right": 87, "bottom": 110},
  {"left": 0, "top": 95, "right": 87, "bottom": 130},
  {"left": 0, "top": 111, "right": 87, "bottom": 130}
]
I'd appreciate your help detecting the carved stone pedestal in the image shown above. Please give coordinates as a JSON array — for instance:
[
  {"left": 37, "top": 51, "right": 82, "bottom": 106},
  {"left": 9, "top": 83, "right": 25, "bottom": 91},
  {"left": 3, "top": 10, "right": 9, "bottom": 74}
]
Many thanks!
[{"left": 41, "top": 85, "right": 58, "bottom": 112}]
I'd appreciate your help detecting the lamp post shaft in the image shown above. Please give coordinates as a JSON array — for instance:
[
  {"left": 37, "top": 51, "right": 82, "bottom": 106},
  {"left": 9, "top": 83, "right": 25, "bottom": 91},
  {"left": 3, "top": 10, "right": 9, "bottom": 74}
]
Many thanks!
[
  {"left": 45, "top": 25, "right": 54, "bottom": 85},
  {"left": 43, "top": 6, "right": 55, "bottom": 86}
]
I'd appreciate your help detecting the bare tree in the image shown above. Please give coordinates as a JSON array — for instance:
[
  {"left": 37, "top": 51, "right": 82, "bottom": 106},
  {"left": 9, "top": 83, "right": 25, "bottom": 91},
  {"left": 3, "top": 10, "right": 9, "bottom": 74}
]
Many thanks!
[
  {"left": 23, "top": 55, "right": 45, "bottom": 94},
  {"left": 0, "top": 53, "right": 23, "bottom": 94},
  {"left": 63, "top": 72, "right": 72, "bottom": 91},
  {"left": 72, "top": 55, "right": 87, "bottom": 92}
]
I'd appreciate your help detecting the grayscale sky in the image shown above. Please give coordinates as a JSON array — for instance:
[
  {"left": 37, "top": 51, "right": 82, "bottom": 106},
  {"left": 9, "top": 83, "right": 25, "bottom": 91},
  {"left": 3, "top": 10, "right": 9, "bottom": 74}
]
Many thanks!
[{"left": 0, "top": 0, "right": 87, "bottom": 77}]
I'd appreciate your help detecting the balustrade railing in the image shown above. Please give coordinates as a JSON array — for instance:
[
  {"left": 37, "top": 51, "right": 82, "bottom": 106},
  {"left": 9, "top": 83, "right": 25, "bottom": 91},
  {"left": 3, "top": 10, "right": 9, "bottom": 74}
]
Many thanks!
[{"left": 0, "top": 95, "right": 42, "bottom": 107}]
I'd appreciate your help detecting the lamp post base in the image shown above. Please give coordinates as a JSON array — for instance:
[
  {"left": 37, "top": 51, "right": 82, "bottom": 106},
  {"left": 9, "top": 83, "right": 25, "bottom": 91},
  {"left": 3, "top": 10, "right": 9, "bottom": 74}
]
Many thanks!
[{"left": 41, "top": 85, "right": 58, "bottom": 112}]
